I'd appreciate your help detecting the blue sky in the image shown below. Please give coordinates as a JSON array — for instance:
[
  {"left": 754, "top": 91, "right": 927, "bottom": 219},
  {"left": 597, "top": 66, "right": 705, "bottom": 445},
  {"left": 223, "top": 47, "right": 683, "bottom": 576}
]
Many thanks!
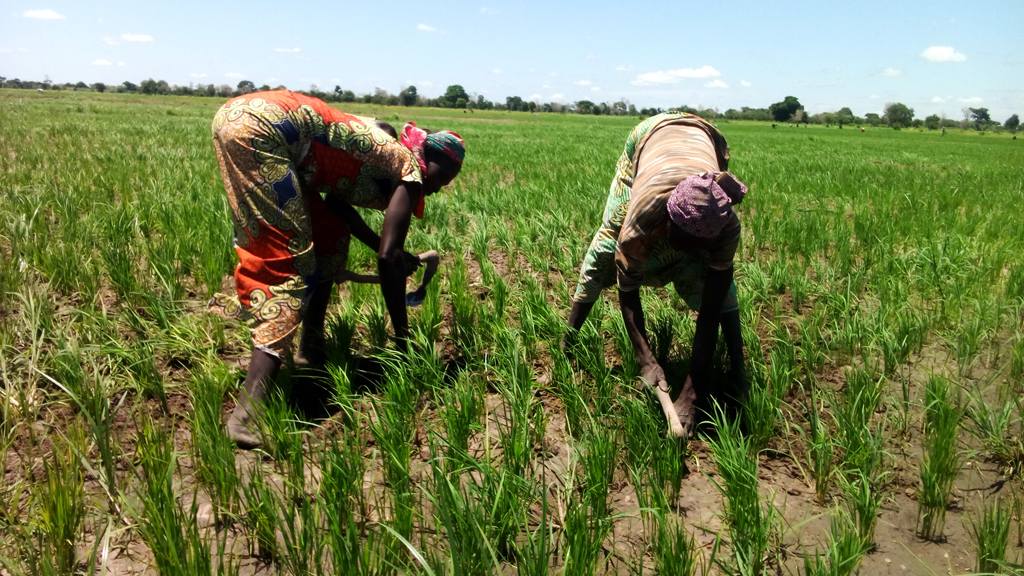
[{"left": 2, "top": 0, "right": 1021, "bottom": 120}]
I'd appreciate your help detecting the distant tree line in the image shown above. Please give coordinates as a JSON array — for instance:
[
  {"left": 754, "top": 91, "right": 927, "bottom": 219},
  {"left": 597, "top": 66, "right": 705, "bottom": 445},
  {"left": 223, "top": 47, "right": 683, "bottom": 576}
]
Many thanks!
[{"left": 0, "top": 76, "right": 1018, "bottom": 131}]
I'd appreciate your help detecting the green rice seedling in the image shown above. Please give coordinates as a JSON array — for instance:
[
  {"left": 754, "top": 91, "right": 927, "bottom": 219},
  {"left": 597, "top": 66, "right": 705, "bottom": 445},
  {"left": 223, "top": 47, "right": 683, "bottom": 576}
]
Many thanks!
[
  {"left": 328, "top": 362, "right": 356, "bottom": 417},
  {"left": 319, "top": 426, "right": 373, "bottom": 574},
  {"left": 579, "top": 422, "right": 617, "bottom": 521},
  {"left": 240, "top": 463, "right": 280, "bottom": 562},
  {"left": 561, "top": 493, "right": 611, "bottom": 576},
  {"left": 551, "top": 344, "right": 589, "bottom": 441},
  {"left": 743, "top": 345, "right": 793, "bottom": 451},
  {"left": 276, "top": 478, "right": 324, "bottom": 576},
  {"left": 916, "top": 374, "right": 962, "bottom": 541},
  {"left": 255, "top": 385, "right": 307, "bottom": 481},
  {"left": 963, "top": 384, "right": 1024, "bottom": 477},
  {"left": 489, "top": 272, "right": 509, "bottom": 326},
  {"left": 33, "top": 424, "right": 86, "bottom": 576},
  {"left": 1011, "top": 335, "right": 1024, "bottom": 383},
  {"left": 834, "top": 367, "right": 884, "bottom": 479},
  {"left": 411, "top": 270, "right": 443, "bottom": 345},
  {"left": 706, "top": 403, "right": 777, "bottom": 576},
  {"left": 50, "top": 365, "right": 122, "bottom": 517},
  {"left": 363, "top": 286, "right": 390, "bottom": 350},
  {"left": 134, "top": 419, "right": 212, "bottom": 575},
  {"left": 609, "top": 313, "right": 638, "bottom": 380},
  {"left": 370, "top": 359, "right": 419, "bottom": 559},
  {"left": 99, "top": 206, "right": 140, "bottom": 300},
  {"left": 517, "top": 480, "right": 552, "bottom": 576},
  {"left": 806, "top": 388, "right": 835, "bottom": 504},
  {"left": 494, "top": 329, "right": 539, "bottom": 476},
  {"left": 647, "top": 307, "right": 676, "bottom": 364},
  {"left": 522, "top": 277, "right": 563, "bottom": 342},
  {"left": 968, "top": 497, "right": 1011, "bottom": 575},
  {"left": 188, "top": 361, "right": 239, "bottom": 520},
  {"left": 441, "top": 371, "right": 484, "bottom": 465},
  {"left": 801, "top": 507, "right": 868, "bottom": 576},
  {"left": 475, "top": 455, "right": 532, "bottom": 557},
  {"left": 446, "top": 254, "right": 480, "bottom": 355},
  {"left": 651, "top": 511, "right": 698, "bottom": 576},
  {"left": 839, "top": 469, "right": 881, "bottom": 551},
  {"left": 620, "top": 392, "right": 686, "bottom": 523},
  {"left": 425, "top": 447, "right": 497, "bottom": 575}
]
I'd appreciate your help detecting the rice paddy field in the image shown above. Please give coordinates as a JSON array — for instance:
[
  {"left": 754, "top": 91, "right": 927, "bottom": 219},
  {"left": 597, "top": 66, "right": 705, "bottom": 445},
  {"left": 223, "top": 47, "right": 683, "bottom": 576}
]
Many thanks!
[{"left": 1, "top": 88, "right": 1023, "bottom": 575}]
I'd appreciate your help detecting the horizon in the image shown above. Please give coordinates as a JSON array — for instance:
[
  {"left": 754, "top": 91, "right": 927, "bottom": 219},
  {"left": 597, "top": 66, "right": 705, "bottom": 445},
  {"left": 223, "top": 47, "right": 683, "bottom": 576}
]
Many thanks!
[{"left": 2, "top": 0, "right": 1021, "bottom": 122}]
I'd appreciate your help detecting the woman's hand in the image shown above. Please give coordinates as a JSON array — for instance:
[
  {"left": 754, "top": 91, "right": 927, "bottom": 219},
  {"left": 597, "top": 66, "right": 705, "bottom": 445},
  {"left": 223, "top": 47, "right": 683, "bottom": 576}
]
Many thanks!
[
  {"left": 401, "top": 251, "right": 422, "bottom": 278},
  {"left": 640, "top": 361, "right": 669, "bottom": 392},
  {"left": 378, "top": 183, "right": 423, "bottom": 347}
]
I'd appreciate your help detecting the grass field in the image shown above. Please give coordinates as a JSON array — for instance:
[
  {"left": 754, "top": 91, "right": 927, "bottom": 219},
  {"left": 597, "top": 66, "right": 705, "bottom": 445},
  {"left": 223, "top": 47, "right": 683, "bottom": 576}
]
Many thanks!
[{"left": 1, "top": 88, "right": 1023, "bottom": 575}]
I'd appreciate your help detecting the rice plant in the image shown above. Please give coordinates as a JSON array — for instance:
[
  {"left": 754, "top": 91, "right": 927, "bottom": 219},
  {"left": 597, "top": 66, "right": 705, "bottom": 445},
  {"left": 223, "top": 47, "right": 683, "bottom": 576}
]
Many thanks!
[
  {"left": 806, "top": 387, "right": 835, "bottom": 504},
  {"left": 134, "top": 419, "right": 212, "bottom": 575},
  {"left": 652, "top": 512, "right": 698, "bottom": 576},
  {"left": 706, "top": 403, "right": 778, "bottom": 575},
  {"left": 188, "top": 360, "right": 239, "bottom": 521},
  {"left": 967, "top": 497, "right": 1012, "bottom": 575},
  {"left": 916, "top": 374, "right": 962, "bottom": 541},
  {"left": 319, "top": 426, "right": 376, "bottom": 574},
  {"left": 801, "top": 507, "right": 869, "bottom": 576},
  {"left": 32, "top": 425, "right": 86, "bottom": 576}
]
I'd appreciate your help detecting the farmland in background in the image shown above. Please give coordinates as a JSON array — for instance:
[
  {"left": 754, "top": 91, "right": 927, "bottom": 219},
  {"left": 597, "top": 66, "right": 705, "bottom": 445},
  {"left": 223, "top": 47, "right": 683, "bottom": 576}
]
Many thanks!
[{"left": 1, "top": 89, "right": 1022, "bottom": 575}]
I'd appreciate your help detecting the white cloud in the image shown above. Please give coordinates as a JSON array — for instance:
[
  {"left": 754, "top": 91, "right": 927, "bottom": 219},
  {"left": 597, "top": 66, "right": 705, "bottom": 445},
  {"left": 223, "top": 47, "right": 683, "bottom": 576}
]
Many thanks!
[
  {"left": 528, "top": 93, "right": 542, "bottom": 101},
  {"left": 274, "top": 47, "right": 302, "bottom": 54},
  {"left": 120, "top": 33, "right": 154, "bottom": 43},
  {"left": 102, "top": 36, "right": 119, "bottom": 46},
  {"left": 416, "top": 23, "right": 436, "bottom": 32},
  {"left": 91, "top": 59, "right": 112, "bottom": 66},
  {"left": 704, "top": 79, "right": 729, "bottom": 89},
  {"left": 615, "top": 64, "right": 631, "bottom": 72},
  {"left": 573, "top": 79, "right": 593, "bottom": 86},
  {"left": 590, "top": 86, "right": 602, "bottom": 92},
  {"left": 631, "top": 65, "right": 721, "bottom": 86},
  {"left": 958, "top": 96, "right": 983, "bottom": 104},
  {"left": 190, "top": 72, "right": 208, "bottom": 79},
  {"left": 23, "top": 9, "right": 64, "bottom": 20},
  {"left": 921, "top": 45, "right": 966, "bottom": 63},
  {"left": 116, "top": 61, "right": 125, "bottom": 67},
  {"left": 881, "top": 67, "right": 902, "bottom": 77},
  {"left": 225, "top": 72, "right": 244, "bottom": 79},
  {"left": 479, "top": 6, "right": 492, "bottom": 14},
  {"left": 931, "top": 96, "right": 946, "bottom": 103},
  {"left": 492, "top": 68, "right": 503, "bottom": 75},
  {"left": 550, "top": 93, "right": 565, "bottom": 102},
  {"left": 739, "top": 80, "right": 752, "bottom": 87}
]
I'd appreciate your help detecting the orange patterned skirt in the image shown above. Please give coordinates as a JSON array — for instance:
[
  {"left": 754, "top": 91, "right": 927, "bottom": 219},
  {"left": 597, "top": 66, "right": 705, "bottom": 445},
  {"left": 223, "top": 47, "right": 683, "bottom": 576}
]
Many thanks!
[{"left": 209, "top": 94, "right": 350, "bottom": 356}]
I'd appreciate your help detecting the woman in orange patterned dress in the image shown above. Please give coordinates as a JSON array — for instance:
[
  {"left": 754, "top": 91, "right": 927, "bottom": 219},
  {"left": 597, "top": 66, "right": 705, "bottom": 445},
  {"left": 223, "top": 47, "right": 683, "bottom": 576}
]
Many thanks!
[{"left": 210, "top": 90, "right": 464, "bottom": 448}]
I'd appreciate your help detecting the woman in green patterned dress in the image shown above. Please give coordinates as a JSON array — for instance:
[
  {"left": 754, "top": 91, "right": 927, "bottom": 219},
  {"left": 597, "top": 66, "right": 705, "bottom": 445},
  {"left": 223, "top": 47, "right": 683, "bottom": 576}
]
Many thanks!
[{"left": 566, "top": 112, "right": 747, "bottom": 437}]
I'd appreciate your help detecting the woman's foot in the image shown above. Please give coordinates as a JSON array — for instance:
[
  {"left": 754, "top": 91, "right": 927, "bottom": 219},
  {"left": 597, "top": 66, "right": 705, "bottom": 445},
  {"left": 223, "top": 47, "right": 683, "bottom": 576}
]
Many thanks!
[
  {"left": 226, "top": 405, "right": 261, "bottom": 449},
  {"left": 226, "top": 349, "right": 280, "bottom": 450},
  {"left": 672, "top": 376, "right": 698, "bottom": 439}
]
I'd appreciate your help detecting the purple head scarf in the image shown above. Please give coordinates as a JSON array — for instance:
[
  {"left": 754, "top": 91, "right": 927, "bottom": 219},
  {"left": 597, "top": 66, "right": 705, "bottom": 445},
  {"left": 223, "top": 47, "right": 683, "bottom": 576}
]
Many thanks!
[{"left": 666, "top": 172, "right": 748, "bottom": 238}]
